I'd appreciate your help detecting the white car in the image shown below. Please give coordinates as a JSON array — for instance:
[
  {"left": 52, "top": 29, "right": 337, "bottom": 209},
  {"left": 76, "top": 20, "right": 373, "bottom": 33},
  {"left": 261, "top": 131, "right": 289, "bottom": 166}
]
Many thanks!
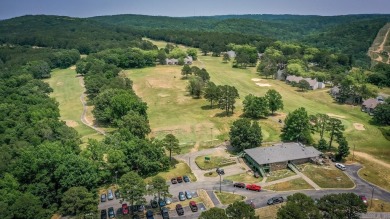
[{"left": 335, "top": 163, "right": 346, "bottom": 171}]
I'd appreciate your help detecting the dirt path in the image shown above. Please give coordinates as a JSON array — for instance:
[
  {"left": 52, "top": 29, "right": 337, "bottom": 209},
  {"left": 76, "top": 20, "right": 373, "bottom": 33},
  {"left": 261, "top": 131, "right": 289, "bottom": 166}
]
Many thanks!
[
  {"left": 78, "top": 76, "right": 106, "bottom": 135},
  {"left": 370, "top": 23, "right": 390, "bottom": 64},
  {"left": 353, "top": 151, "right": 390, "bottom": 169},
  {"left": 374, "top": 27, "right": 389, "bottom": 53}
]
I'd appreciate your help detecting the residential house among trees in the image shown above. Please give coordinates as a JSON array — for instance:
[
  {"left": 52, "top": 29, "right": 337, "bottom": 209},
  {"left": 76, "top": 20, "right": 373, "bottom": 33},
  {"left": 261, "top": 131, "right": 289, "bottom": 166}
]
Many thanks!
[
  {"left": 244, "top": 142, "right": 321, "bottom": 176},
  {"left": 286, "top": 75, "right": 325, "bottom": 90},
  {"left": 226, "top": 50, "right": 236, "bottom": 58},
  {"left": 361, "top": 97, "right": 383, "bottom": 115},
  {"left": 165, "top": 56, "right": 193, "bottom": 65}
]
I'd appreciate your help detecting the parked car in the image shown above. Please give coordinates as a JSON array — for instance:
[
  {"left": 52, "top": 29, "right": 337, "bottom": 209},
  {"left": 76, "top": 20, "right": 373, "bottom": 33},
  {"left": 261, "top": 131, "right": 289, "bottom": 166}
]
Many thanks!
[
  {"left": 165, "top": 197, "right": 172, "bottom": 205},
  {"left": 150, "top": 198, "right": 158, "bottom": 208},
  {"left": 267, "top": 197, "right": 284, "bottom": 205},
  {"left": 233, "top": 182, "right": 245, "bottom": 188},
  {"left": 158, "top": 198, "right": 166, "bottom": 207},
  {"left": 146, "top": 210, "right": 154, "bottom": 219},
  {"left": 122, "top": 203, "right": 129, "bottom": 215},
  {"left": 161, "top": 207, "right": 170, "bottom": 219},
  {"left": 177, "top": 176, "right": 183, "bottom": 183},
  {"left": 171, "top": 178, "right": 178, "bottom": 184},
  {"left": 108, "top": 207, "right": 115, "bottom": 219},
  {"left": 185, "top": 191, "right": 192, "bottom": 199},
  {"left": 179, "top": 192, "right": 186, "bottom": 201},
  {"left": 100, "top": 209, "right": 107, "bottom": 219},
  {"left": 115, "top": 190, "right": 120, "bottom": 199},
  {"left": 335, "top": 163, "right": 346, "bottom": 171},
  {"left": 359, "top": 195, "right": 368, "bottom": 205},
  {"left": 176, "top": 204, "right": 185, "bottom": 215},
  {"left": 132, "top": 214, "right": 140, "bottom": 219},
  {"left": 183, "top": 175, "right": 190, "bottom": 182},
  {"left": 189, "top": 201, "right": 198, "bottom": 212},
  {"left": 101, "top": 193, "right": 107, "bottom": 202},
  {"left": 246, "top": 184, "right": 261, "bottom": 192},
  {"left": 132, "top": 205, "right": 145, "bottom": 212},
  {"left": 216, "top": 167, "right": 225, "bottom": 175},
  {"left": 254, "top": 172, "right": 260, "bottom": 178},
  {"left": 107, "top": 189, "right": 114, "bottom": 200}
]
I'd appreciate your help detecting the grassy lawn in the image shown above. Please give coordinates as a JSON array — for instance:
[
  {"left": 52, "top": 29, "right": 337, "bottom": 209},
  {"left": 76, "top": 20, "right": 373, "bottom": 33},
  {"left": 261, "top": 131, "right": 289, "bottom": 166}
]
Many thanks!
[
  {"left": 225, "top": 172, "right": 263, "bottom": 183},
  {"left": 195, "top": 155, "right": 236, "bottom": 170},
  {"left": 349, "top": 156, "right": 390, "bottom": 192},
  {"left": 368, "top": 199, "right": 390, "bottom": 212},
  {"left": 266, "top": 169, "right": 296, "bottom": 182},
  {"left": 264, "top": 178, "right": 313, "bottom": 191},
  {"left": 126, "top": 40, "right": 390, "bottom": 162},
  {"left": 214, "top": 191, "right": 245, "bottom": 205},
  {"left": 255, "top": 204, "right": 285, "bottom": 219},
  {"left": 145, "top": 162, "right": 197, "bottom": 182},
  {"left": 45, "top": 68, "right": 103, "bottom": 143},
  {"left": 300, "top": 164, "right": 354, "bottom": 188}
]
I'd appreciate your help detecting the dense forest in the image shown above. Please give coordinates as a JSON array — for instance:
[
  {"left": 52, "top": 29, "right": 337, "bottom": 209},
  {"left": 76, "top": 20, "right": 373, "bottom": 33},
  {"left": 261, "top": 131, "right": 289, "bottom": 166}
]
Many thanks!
[{"left": 0, "top": 14, "right": 389, "bottom": 218}]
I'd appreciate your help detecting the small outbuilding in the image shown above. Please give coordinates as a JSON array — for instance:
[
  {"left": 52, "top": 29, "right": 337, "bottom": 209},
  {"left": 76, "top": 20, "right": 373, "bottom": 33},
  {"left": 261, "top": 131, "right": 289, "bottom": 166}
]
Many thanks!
[{"left": 244, "top": 142, "right": 321, "bottom": 176}]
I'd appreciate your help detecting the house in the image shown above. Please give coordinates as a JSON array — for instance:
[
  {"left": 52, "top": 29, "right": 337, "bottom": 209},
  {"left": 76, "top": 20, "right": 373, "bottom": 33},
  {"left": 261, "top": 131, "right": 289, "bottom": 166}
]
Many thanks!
[
  {"left": 244, "top": 142, "right": 321, "bottom": 176},
  {"left": 226, "top": 50, "right": 236, "bottom": 58},
  {"left": 165, "top": 58, "right": 178, "bottom": 65},
  {"left": 184, "top": 56, "right": 193, "bottom": 65},
  {"left": 285, "top": 75, "right": 325, "bottom": 90},
  {"left": 361, "top": 97, "right": 383, "bottom": 115},
  {"left": 330, "top": 86, "right": 340, "bottom": 98}
]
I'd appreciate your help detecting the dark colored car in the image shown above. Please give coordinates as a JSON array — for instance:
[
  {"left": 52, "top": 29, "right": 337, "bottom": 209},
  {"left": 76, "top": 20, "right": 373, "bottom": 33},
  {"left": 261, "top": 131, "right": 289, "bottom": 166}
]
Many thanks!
[
  {"left": 183, "top": 175, "right": 190, "bottom": 182},
  {"left": 115, "top": 190, "right": 120, "bottom": 199},
  {"left": 233, "top": 182, "right": 245, "bottom": 188},
  {"left": 267, "top": 197, "right": 284, "bottom": 205},
  {"left": 185, "top": 191, "right": 192, "bottom": 199},
  {"left": 131, "top": 205, "right": 145, "bottom": 213},
  {"left": 159, "top": 198, "right": 166, "bottom": 207},
  {"left": 161, "top": 207, "right": 170, "bottom": 219},
  {"left": 122, "top": 203, "right": 129, "bottom": 215},
  {"left": 179, "top": 192, "right": 186, "bottom": 201},
  {"left": 189, "top": 201, "right": 198, "bottom": 212},
  {"left": 171, "top": 178, "right": 178, "bottom": 184},
  {"left": 101, "top": 193, "right": 107, "bottom": 202},
  {"left": 108, "top": 207, "right": 115, "bottom": 218},
  {"left": 150, "top": 199, "right": 158, "bottom": 208},
  {"left": 176, "top": 204, "right": 185, "bottom": 215},
  {"left": 177, "top": 176, "right": 183, "bottom": 183},
  {"left": 146, "top": 210, "right": 154, "bottom": 219},
  {"left": 216, "top": 168, "right": 225, "bottom": 175},
  {"left": 100, "top": 209, "right": 107, "bottom": 219},
  {"left": 359, "top": 195, "right": 368, "bottom": 205}
]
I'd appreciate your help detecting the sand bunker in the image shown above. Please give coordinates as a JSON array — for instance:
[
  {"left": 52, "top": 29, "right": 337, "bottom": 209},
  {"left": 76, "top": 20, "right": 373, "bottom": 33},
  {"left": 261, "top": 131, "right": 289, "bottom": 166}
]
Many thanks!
[
  {"left": 353, "top": 123, "right": 365, "bottom": 131},
  {"left": 56, "top": 82, "right": 63, "bottom": 86},
  {"left": 256, "top": 83, "right": 271, "bottom": 87},
  {"left": 158, "top": 93, "right": 170, "bottom": 98},
  {"left": 70, "top": 65, "right": 76, "bottom": 70},
  {"left": 326, "top": 113, "right": 346, "bottom": 119},
  {"left": 65, "top": 120, "right": 79, "bottom": 127},
  {"left": 251, "top": 78, "right": 262, "bottom": 82}
]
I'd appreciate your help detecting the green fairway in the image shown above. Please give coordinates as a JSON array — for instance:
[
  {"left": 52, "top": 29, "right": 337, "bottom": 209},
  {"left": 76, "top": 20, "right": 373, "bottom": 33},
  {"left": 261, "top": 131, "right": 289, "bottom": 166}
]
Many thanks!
[{"left": 45, "top": 68, "right": 103, "bottom": 143}]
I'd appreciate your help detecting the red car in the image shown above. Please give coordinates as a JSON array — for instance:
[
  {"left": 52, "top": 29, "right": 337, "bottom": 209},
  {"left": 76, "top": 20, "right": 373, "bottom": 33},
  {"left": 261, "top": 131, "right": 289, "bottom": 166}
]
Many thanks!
[
  {"left": 189, "top": 201, "right": 198, "bottom": 212},
  {"left": 122, "top": 203, "right": 129, "bottom": 215},
  {"left": 359, "top": 195, "right": 368, "bottom": 205},
  {"left": 246, "top": 184, "right": 261, "bottom": 192}
]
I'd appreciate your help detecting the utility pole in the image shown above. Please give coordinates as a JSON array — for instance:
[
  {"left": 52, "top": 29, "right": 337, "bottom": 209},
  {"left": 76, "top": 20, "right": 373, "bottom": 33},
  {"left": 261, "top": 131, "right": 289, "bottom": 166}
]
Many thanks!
[
  {"left": 210, "top": 127, "right": 213, "bottom": 146},
  {"left": 370, "top": 185, "right": 375, "bottom": 209},
  {"left": 219, "top": 172, "right": 222, "bottom": 193}
]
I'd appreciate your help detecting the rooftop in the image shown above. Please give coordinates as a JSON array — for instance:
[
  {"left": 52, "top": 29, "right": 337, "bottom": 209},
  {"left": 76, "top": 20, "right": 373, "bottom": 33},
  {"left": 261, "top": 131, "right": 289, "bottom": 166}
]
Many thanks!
[{"left": 244, "top": 142, "right": 321, "bottom": 165}]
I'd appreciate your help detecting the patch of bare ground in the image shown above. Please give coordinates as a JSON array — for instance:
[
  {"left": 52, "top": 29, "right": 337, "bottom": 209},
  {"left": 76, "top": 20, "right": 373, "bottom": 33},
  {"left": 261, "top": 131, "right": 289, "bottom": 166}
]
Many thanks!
[
  {"left": 326, "top": 113, "right": 346, "bottom": 119},
  {"left": 64, "top": 120, "right": 79, "bottom": 127},
  {"left": 251, "top": 78, "right": 262, "bottom": 82},
  {"left": 353, "top": 123, "right": 365, "bottom": 131},
  {"left": 354, "top": 151, "right": 390, "bottom": 169},
  {"left": 256, "top": 83, "right": 272, "bottom": 87},
  {"left": 69, "top": 65, "right": 76, "bottom": 70}
]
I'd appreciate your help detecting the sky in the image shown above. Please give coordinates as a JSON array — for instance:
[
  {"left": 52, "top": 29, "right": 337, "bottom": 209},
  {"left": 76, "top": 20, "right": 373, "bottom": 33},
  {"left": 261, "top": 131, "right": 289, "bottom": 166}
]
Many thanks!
[{"left": 1, "top": 0, "right": 390, "bottom": 20}]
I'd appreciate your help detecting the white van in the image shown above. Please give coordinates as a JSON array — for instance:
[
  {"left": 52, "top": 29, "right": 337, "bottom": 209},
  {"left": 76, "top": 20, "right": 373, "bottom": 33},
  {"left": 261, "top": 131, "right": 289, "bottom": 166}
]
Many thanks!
[{"left": 335, "top": 163, "right": 346, "bottom": 171}]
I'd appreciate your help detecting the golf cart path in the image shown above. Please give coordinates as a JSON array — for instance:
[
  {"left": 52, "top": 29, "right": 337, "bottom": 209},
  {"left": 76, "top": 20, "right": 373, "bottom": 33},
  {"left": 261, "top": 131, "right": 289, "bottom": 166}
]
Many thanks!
[{"left": 353, "top": 151, "right": 390, "bottom": 169}]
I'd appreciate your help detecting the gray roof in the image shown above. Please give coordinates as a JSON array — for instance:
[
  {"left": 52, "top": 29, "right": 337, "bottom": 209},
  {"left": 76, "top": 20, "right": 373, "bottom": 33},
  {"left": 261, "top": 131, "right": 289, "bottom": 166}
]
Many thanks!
[{"left": 244, "top": 142, "right": 321, "bottom": 165}]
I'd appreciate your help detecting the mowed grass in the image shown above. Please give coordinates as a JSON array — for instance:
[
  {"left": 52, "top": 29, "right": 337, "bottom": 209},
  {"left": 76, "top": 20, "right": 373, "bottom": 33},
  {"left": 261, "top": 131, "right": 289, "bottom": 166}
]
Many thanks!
[
  {"left": 145, "top": 162, "right": 197, "bottom": 182},
  {"left": 214, "top": 191, "right": 245, "bottom": 205},
  {"left": 264, "top": 178, "right": 313, "bottom": 191},
  {"left": 266, "top": 169, "right": 296, "bottom": 182},
  {"left": 225, "top": 173, "right": 263, "bottom": 183},
  {"left": 128, "top": 39, "right": 389, "bottom": 162},
  {"left": 255, "top": 204, "right": 285, "bottom": 219},
  {"left": 301, "top": 164, "right": 354, "bottom": 188},
  {"left": 195, "top": 155, "right": 236, "bottom": 170},
  {"left": 368, "top": 199, "right": 390, "bottom": 212},
  {"left": 45, "top": 68, "right": 103, "bottom": 142}
]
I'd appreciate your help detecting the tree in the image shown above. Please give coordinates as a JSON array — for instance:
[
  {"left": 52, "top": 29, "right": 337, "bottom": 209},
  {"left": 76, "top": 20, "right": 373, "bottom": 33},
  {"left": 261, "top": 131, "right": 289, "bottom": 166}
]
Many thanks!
[
  {"left": 317, "top": 138, "right": 328, "bottom": 151},
  {"left": 372, "top": 101, "right": 390, "bottom": 125},
  {"left": 200, "top": 44, "right": 210, "bottom": 56},
  {"left": 162, "top": 134, "right": 180, "bottom": 162},
  {"left": 194, "top": 68, "right": 210, "bottom": 83},
  {"left": 204, "top": 82, "right": 220, "bottom": 108},
  {"left": 199, "top": 207, "right": 228, "bottom": 219},
  {"left": 119, "top": 172, "right": 147, "bottom": 208},
  {"left": 61, "top": 187, "right": 97, "bottom": 217},
  {"left": 230, "top": 118, "right": 262, "bottom": 152},
  {"left": 187, "top": 48, "right": 198, "bottom": 60},
  {"left": 118, "top": 111, "right": 151, "bottom": 139},
  {"left": 157, "top": 49, "right": 167, "bottom": 65},
  {"left": 265, "top": 89, "right": 283, "bottom": 114},
  {"left": 181, "top": 64, "right": 192, "bottom": 78},
  {"left": 25, "top": 60, "right": 51, "bottom": 79},
  {"left": 11, "top": 192, "right": 49, "bottom": 219},
  {"left": 187, "top": 76, "right": 204, "bottom": 98},
  {"left": 281, "top": 107, "right": 312, "bottom": 144},
  {"left": 223, "top": 53, "right": 231, "bottom": 63},
  {"left": 257, "top": 59, "right": 277, "bottom": 79},
  {"left": 309, "top": 114, "right": 330, "bottom": 140},
  {"left": 298, "top": 80, "right": 311, "bottom": 91},
  {"left": 243, "top": 94, "right": 269, "bottom": 118},
  {"left": 336, "top": 136, "right": 350, "bottom": 160},
  {"left": 317, "top": 193, "right": 367, "bottom": 219},
  {"left": 226, "top": 201, "right": 258, "bottom": 219},
  {"left": 218, "top": 85, "right": 239, "bottom": 115},
  {"left": 149, "top": 176, "right": 169, "bottom": 201},
  {"left": 277, "top": 193, "right": 322, "bottom": 219},
  {"left": 326, "top": 118, "right": 345, "bottom": 150}
]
